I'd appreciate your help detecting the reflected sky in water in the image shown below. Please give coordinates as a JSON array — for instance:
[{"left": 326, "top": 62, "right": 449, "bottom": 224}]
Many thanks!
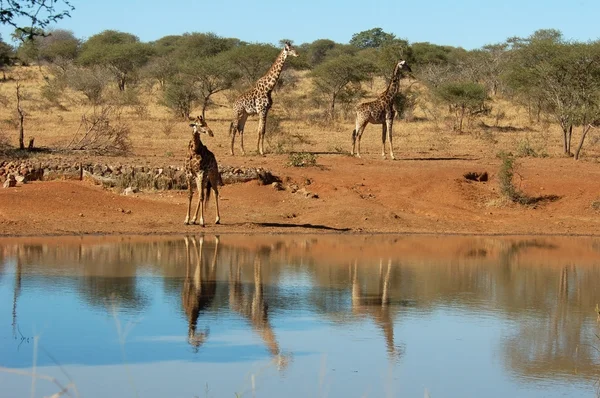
[{"left": 1, "top": 234, "right": 599, "bottom": 397}]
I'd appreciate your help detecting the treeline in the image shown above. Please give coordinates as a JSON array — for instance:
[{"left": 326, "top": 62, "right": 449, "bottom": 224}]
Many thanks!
[{"left": 2, "top": 27, "right": 600, "bottom": 157}]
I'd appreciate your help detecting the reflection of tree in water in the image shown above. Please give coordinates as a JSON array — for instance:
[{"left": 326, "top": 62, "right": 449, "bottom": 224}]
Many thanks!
[
  {"left": 502, "top": 264, "right": 600, "bottom": 381},
  {"left": 3, "top": 235, "right": 600, "bottom": 382},
  {"left": 76, "top": 276, "right": 149, "bottom": 312}
]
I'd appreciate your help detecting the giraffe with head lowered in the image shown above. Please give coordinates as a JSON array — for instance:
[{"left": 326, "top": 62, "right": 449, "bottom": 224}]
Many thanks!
[
  {"left": 229, "top": 41, "right": 298, "bottom": 156},
  {"left": 184, "top": 116, "right": 223, "bottom": 226},
  {"left": 351, "top": 60, "right": 412, "bottom": 160}
]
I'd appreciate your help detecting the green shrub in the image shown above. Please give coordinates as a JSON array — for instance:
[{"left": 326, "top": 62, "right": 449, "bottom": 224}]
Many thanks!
[{"left": 288, "top": 152, "right": 317, "bottom": 167}]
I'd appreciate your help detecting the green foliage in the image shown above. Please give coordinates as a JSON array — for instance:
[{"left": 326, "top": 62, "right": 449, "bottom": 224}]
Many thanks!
[
  {"left": 516, "top": 138, "right": 547, "bottom": 158},
  {"left": 78, "top": 30, "right": 154, "bottom": 90},
  {"left": 412, "top": 42, "right": 454, "bottom": 66},
  {"left": 435, "top": 81, "right": 488, "bottom": 131},
  {"left": 143, "top": 56, "right": 177, "bottom": 88},
  {"left": 350, "top": 28, "right": 396, "bottom": 49},
  {"left": 497, "top": 151, "right": 526, "bottom": 203},
  {"left": 301, "top": 39, "right": 337, "bottom": 67},
  {"left": 223, "top": 43, "right": 280, "bottom": 87},
  {"left": 0, "top": 35, "right": 13, "bottom": 69},
  {"left": 288, "top": 152, "right": 317, "bottom": 167},
  {"left": 503, "top": 30, "right": 600, "bottom": 155},
  {"left": 162, "top": 77, "right": 198, "bottom": 119},
  {"left": 356, "top": 38, "right": 413, "bottom": 82},
  {"left": 311, "top": 54, "right": 375, "bottom": 119},
  {"left": 172, "top": 32, "right": 239, "bottom": 61},
  {"left": 12, "top": 27, "right": 43, "bottom": 64},
  {"left": 182, "top": 52, "right": 240, "bottom": 117},
  {"left": 37, "top": 29, "right": 80, "bottom": 63},
  {"left": 65, "top": 66, "right": 112, "bottom": 104}
]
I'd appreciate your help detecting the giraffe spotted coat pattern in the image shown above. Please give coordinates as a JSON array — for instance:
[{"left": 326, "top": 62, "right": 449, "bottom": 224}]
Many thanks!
[
  {"left": 229, "top": 41, "right": 298, "bottom": 156},
  {"left": 184, "top": 116, "right": 223, "bottom": 226},
  {"left": 351, "top": 60, "right": 412, "bottom": 160}
]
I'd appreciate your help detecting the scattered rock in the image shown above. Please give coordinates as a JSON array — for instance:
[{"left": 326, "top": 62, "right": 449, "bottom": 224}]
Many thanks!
[
  {"left": 3, "top": 175, "right": 16, "bottom": 188},
  {"left": 297, "top": 187, "right": 318, "bottom": 199},
  {"left": 272, "top": 182, "right": 284, "bottom": 191},
  {"left": 79, "top": 213, "right": 84, "bottom": 217},
  {"left": 123, "top": 186, "right": 138, "bottom": 196},
  {"left": 15, "top": 175, "right": 26, "bottom": 184},
  {"left": 464, "top": 171, "right": 488, "bottom": 182}
]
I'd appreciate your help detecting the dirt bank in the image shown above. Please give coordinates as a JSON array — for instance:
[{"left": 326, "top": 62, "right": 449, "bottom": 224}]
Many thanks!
[{"left": 1, "top": 153, "right": 599, "bottom": 237}]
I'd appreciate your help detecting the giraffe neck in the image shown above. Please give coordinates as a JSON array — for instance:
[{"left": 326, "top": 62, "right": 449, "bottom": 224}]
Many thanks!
[
  {"left": 256, "top": 48, "right": 288, "bottom": 93},
  {"left": 381, "top": 65, "right": 403, "bottom": 104},
  {"left": 191, "top": 132, "right": 207, "bottom": 156}
]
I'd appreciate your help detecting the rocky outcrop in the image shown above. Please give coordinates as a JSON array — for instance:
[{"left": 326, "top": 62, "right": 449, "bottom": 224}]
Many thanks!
[{"left": 0, "top": 160, "right": 280, "bottom": 191}]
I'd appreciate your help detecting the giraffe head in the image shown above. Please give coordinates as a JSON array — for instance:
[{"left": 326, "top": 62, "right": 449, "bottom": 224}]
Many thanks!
[
  {"left": 283, "top": 41, "right": 299, "bottom": 58},
  {"left": 189, "top": 115, "right": 214, "bottom": 137},
  {"left": 396, "top": 60, "right": 412, "bottom": 74}
]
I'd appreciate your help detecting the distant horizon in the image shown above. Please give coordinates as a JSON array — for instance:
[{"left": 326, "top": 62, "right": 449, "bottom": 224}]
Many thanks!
[{"left": 0, "top": 0, "right": 598, "bottom": 50}]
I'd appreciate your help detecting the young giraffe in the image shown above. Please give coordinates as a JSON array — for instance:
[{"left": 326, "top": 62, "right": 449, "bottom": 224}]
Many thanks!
[
  {"left": 351, "top": 60, "right": 412, "bottom": 160},
  {"left": 184, "top": 116, "right": 223, "bottom": 226},
  {"left": 229, "top": 41, "right": 298, "bottom": 156}
]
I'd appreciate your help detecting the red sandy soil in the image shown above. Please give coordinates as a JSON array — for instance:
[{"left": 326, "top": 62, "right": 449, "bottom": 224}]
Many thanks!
[{"left": 1, "top": 153, "right": 599, "bottom": 237}]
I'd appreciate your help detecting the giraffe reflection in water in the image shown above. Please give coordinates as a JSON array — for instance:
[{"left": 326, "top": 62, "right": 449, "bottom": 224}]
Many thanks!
[
  {"left": 350, "top": 259, "right": 403, "bottom": 360},
  {"left": 229, "top": 254, "right": 291, "bottom": 371},
  {"left": 181, "top": 236, "right": 219, "bottom": 351}
]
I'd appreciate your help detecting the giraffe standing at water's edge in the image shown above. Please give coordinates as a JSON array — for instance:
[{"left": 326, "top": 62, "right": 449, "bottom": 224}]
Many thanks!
[
  {"left": 184, "top": 116, "right": 223, "bottom": 226},
  {"left": 229, "top": 41, "right": 298, "bottom": 156},
  {"left": 351, "top": 60, "right": 412, "bottom": 160}
]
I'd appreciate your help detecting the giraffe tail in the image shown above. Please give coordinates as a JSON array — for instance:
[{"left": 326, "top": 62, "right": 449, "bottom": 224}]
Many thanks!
[{"left": 229, "top": 122, "right": 234, "bottom": 137}]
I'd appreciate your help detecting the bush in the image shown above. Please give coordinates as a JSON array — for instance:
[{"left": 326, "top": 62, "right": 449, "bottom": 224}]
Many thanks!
[
  {"left": 66, "top": 105, "right": 132, "bottom": 155},
  {"left": 497, "top": 151, "right": 528, "bottom": 204},
  {"left": 161, "top": 78, "right": 198, "bottom": 119},
  {"left": 288, "top": 152, "right": 317, "bottom": 167},
  {"left": 65, "top": 66, "right": 112, "bottom": 104}
]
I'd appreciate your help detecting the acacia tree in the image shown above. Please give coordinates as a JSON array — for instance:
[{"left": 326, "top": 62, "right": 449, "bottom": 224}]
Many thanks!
[
  {"left": 435, "top": 82, "right": 488, "bottom": 132},
  {"left": 224, "top": 43, "right": 280, "bottom": 87},
  {"left": 37, "top": 29, "right": 79, "bottom": 66},
  {"left": 350, "top": 28, "right": 396, "bottom": 49},
  {"left": 185, "top": 54, "right": 240, "bottom": 118},
  {"left": 311, "top": 54, "right": 375, "bottom": 119},
  {"left": 505, "top": 30, "right": 600, "bottom": 156},
  {"left": 78, "top": 30, "right": 153, "bottom": 91}
]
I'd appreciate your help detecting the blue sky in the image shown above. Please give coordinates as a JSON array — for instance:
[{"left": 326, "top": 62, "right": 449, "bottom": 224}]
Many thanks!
[{"left": 1, "top": 0, "right": 598, "bottom": 49}]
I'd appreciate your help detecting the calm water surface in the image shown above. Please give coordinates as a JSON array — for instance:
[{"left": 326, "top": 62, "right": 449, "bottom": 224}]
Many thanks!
[{"left": 1, "top": 234, "right": 600, "bottom": 398}]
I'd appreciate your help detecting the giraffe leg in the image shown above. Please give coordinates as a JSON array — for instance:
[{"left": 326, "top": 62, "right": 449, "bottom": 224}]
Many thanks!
[
  {"left": 355, "top": 122, "right": 368, "bottom": 158},
  {"left": 257, "top": 111, "right": 267, "bottom": 156},
  {"left": 199, "top": 176, "right": 208, "bottom": 227},
  {"left": 231, "top": 114, "right": 248, "bottom": 156},
  {"left": 386, "top": 117, "right": 395, "bottom": 160},
  {"left": 213, "top": 187, "right": 220, "bottom": 225},
  {"left": 191, "top": 173, "right": 203, "bottom": 225},
  {"left": 184, "top": 175, "right": 194, "bottom": 225},
  {"left": 381, "top": 123, "right": 387, "bottom": 159},
  {"left": 229, "top": 123, "right": 236, "bottom": 156}
]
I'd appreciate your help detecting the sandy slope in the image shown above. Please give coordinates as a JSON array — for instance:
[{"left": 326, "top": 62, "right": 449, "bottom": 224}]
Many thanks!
[{"left": 1, "top": 153, "right": 599, "bottom": 237}]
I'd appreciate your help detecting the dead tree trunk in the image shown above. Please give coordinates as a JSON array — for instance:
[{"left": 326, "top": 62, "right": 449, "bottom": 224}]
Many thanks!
[
  {"left": 16, "top": 81, "right": 25, "bottom": 150},
  {"left": 574, "top": 124, "right": 595, "bottom": 160}
]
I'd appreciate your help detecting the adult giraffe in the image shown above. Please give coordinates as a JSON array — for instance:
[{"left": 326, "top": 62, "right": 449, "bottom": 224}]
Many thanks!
[
  {"left": 351, "top": 60, "right": 412, "bottom": 160},
  {"left": 229, "top": 41, "right": 298, "bottom": 156}
]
